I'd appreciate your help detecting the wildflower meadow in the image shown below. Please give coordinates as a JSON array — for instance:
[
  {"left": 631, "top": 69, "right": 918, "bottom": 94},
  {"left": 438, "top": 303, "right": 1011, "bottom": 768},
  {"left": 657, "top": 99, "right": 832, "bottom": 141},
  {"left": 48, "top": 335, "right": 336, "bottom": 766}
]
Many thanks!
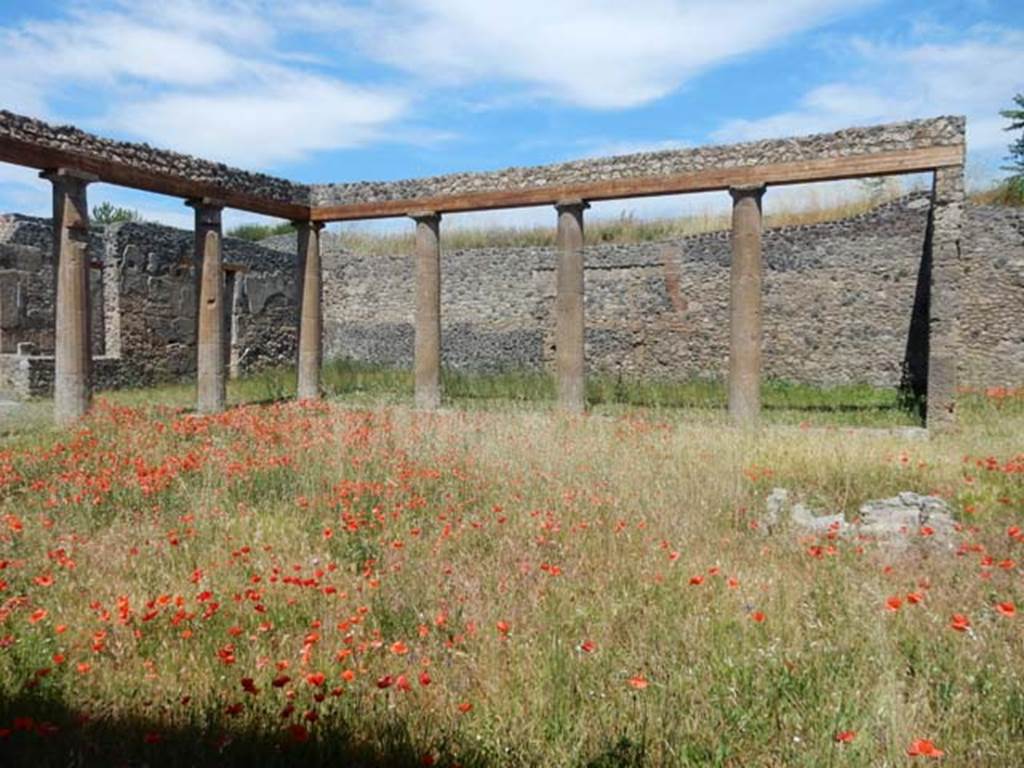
[{"left": 0, "top": 381, "right": 1022, "bottom": 766}]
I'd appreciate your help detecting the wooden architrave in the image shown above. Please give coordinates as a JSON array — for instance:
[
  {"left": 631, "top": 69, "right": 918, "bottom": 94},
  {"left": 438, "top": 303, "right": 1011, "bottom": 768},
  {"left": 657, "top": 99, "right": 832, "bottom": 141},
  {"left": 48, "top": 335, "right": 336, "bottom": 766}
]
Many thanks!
[
  {"left": 0, "top": 135, "right": 310, "bottom": 220},
  {"left": 311, "top": 144, "right": 964, "bottom": 222}
]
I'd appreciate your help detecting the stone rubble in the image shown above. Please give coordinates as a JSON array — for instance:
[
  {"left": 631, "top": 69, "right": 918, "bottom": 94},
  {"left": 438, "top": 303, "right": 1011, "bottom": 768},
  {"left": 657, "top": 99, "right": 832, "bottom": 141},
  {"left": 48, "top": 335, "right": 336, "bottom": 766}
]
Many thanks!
[
  {"left": 310, "top": 117, "right": 966, "bottom": 206},
  {"left": 763, "top": 487, "right": 957, "bottom": 548}
]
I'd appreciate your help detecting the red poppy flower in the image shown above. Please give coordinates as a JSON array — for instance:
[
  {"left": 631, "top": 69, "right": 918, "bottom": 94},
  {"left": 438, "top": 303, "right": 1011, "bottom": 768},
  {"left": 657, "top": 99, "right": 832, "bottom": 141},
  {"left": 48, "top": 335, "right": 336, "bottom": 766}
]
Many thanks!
[
  {"left": 376, "top": 675, "right": 394, "bottom": 689},
  {"left": 907, "top": 592, "right": 924, "bottom": 604},
  {"left": 834, "top": 730, "right": 856, "bottom": 744},
  {"left": 580, "top": 639, "right": 596, "bottom": 654},
  {"left": 390, "top": 641, "right": 409, "bottom": 655},
  {"left": 241, "top": 677, "right": 259, "bottom": 695},
  {"left": 305, "top": 672, "right": 325, "bottom": 687},
  {"left": 272, "top": 674, "right": 291, "bottom": 688},
  {"left": 751, "top": 611, "right": 766, "bottom": 623},
  {"left": 628, "top": 674, "right": 648, "bottom": 690},
  {"left": 688, "top": 575, "right": 704, "bottom": 586},
  {"left": 496, "top": 620, "right": 511, "bottom": 636},
  {"left": 457, "top": 702, "right": 472, "bottom": 713},
  {"left": 996, "top": 601, "right": 1016, "bottom": 617},
  {"left": 885, "top": 596, "right": 903, "bottom": 612},
  {"left": 950, "top": 614, "right": 971, "bottom": 632},
  {"left": 907, "top": 738, "right": 944, "bottom": 758},
  {"left": 419, "top": 671, "right": 432, "bottom": 687},
  {"left": 288, "top": 724, "right": 309, "bottom": 743}
]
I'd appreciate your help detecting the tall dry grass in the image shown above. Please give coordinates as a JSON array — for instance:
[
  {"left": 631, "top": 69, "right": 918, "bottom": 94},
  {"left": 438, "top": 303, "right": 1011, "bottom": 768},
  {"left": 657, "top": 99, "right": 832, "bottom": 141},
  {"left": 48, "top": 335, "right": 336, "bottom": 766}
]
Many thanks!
[{"left": 0, "top": 389, "right": 1021, "bottom": 766}]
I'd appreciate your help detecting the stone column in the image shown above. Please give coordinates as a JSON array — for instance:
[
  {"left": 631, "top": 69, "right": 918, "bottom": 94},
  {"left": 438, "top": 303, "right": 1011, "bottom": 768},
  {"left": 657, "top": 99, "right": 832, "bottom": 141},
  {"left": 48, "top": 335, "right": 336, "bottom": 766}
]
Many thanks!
[
  {"left": 728, "top": 184, "right": 766, "bottom": 426},
  {"left": 187, "top": 199, "right": 226, "bottom": 414},
  {"left": 555, "top": 200, "right": 588, "bottom": 413},
  {"left": 926, "top": 165, "right": 964, "bottom": 431},
  {"left": 295, "top": 220, "right": 325, "bottom": 400},
  {"left": 42, "top": 168, "right": 97, "bottom": 426},
  {"left": 412, "top": 212, "right": 442, "bottom": 410}
]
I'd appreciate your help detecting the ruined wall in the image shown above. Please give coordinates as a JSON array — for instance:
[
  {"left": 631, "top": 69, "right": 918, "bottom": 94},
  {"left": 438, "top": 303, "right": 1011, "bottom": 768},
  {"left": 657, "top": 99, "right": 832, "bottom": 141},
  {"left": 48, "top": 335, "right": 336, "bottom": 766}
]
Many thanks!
[
  {"left": 0, "top": 214, "right": 105, "bottom": 355},
  {"left": 104, "top": 220, "right": 298, "bottom": 385},
  {"left": 1, "top": 193, "right": 1020, "bottom": 399},
  {"left": 315, "top": 196, "right": 1024, "bottom": 388},
  {"left": 0, "top": 215, "right": 297, "bottom": 396}
]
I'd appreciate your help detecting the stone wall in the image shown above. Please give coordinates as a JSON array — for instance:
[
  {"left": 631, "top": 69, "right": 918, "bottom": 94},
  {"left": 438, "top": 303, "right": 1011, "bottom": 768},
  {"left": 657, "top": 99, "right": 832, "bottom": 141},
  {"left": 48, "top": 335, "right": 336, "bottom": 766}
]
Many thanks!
[
  {"left": 0, "top": 214, "right": 105, "bottom": 355},
  {"left": 0, "top": 215, "right": 298, "bottom": 397},
  {"left": 312, "top": 195, "right": 1024, "bottom": 388},
  {"left": 311, "top": 117, "right": 965, "bottom": 207},
  {"left": 1, "top": 193, "right": 1020, "bottom": 399},
  {"left": 104, "top": 220, "right": 298, "bottom": 385}
]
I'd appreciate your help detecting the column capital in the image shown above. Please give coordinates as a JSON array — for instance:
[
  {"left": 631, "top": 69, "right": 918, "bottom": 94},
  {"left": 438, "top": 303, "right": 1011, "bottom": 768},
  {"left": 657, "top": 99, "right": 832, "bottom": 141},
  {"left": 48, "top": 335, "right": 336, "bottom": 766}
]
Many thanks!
[
  {"left": 555, "top": 198, "right": 590, "bottom": 213},
  {"left": 39, "top": 167, "right": 99, "bottom": 186},
  {"left": 728, "top": 184, "right": 767, "bottom": 201},
  {"left": 408, "top": 210, "right": 441, "bottom": 224},
  {"left": 185, "top": 198, "right": 224, "bottom": 226},
  {"left": 185, "top": 197, "right": 225, "bottom": 211}
]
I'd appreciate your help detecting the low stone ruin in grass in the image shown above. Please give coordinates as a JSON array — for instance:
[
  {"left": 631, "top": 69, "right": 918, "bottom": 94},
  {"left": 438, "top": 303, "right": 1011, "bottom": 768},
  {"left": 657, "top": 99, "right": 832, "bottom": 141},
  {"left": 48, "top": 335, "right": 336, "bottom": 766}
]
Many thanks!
[{"left": 763, "top": 487, "right": 957, "bottom": 549}]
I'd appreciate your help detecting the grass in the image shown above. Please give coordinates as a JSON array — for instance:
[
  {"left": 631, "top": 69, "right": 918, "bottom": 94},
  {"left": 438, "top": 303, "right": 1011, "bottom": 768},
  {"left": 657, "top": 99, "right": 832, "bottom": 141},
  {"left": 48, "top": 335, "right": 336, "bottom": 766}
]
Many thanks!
[
  {"left": 1, "top": 362, "right": 922, "bottom": 436},
  {"left": 329, "top": 195, "right": 893, "bottom": 256},
  {"left": 0, "top": 371, "right": 1022, "bottom": 766}
]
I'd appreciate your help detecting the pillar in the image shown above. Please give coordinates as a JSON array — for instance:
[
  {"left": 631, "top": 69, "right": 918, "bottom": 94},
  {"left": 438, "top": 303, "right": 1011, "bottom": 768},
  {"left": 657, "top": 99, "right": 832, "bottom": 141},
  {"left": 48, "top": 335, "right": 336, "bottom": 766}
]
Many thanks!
[
  {"left": 728, "top": 184, "right": 766, "bottom": 426},
  {"left": 925, "top": 165, "right": 964, "bottom": 431},
  {"left": 187, "top": 198, "right": 226, "bottom": 414},
  {"left": 295, "top": 220, "right": 324, "bottom": 400},
  {"left": 42, "top": 168, "right": 97, "bottom": 426},
  {"left": 412, "top": 212, "right": 441, "bottom": 410},
  {"left": 555, "top": 200, "right": 588, "bottom": 413}
]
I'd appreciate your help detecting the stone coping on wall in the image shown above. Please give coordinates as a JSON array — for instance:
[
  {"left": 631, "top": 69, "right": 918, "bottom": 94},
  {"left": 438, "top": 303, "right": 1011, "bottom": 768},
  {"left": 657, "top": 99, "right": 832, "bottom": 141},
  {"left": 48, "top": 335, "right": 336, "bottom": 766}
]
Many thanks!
[
  {"left": 0, "top": 109, "right": 964, "bottom": 222},
  {"left": 0, "top": 110, "right": 311, "bottom": 217},
  {"left": 310, "top": 117, "right": 966, "bottom": 211}
]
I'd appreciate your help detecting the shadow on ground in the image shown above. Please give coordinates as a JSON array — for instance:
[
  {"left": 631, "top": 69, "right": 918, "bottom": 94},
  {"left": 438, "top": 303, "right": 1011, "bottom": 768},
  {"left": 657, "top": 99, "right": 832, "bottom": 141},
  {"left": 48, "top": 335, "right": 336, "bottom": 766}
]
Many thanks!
[{"left": 0, "top": 691, "right": 651, "bottom": 768}]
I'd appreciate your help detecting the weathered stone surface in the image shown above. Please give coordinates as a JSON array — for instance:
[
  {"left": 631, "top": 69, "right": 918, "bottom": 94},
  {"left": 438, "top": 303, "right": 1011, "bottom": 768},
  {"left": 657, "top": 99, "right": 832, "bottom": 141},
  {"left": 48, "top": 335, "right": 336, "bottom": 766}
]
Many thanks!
[
  {"left": 295, "top": 196, "right": 1023, "bottom": 389},
  {"left": 0, "top": 192, "right": 1020, "bottom": 401},
  {"left": 555, "top": 201, "right": 587, "bottom": 412},
  {"left": 310, "top": 117, "right": 965, "bottom": 207},
  {"left": 728, "top": 185, "right": 765, "bottom": 425},
  {"left": 0, "top": 214, "right": 297, "bottom": 397},
  {"left": 858, "top": 492, "right": 956, "bottom": 545},
  {"left": 762, "top": 487, "right": 955, "bottom": 547},
  {"left": 413, "top": 213, "right": 442, "bottom": 410},
  {"left": 0, "top": 111, "right": 308, "bottom": 207}
]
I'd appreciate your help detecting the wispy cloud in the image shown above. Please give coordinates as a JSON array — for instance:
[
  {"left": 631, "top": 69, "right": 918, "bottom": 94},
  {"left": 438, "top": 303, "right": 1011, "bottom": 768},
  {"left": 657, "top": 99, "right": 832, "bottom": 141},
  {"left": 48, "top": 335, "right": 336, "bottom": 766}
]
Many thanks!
[
  {"left": 712, "top": 25, "right": 1024, "bottom": 160},
  {"left": 0, "top": 0, "right": 409, "bottom": 167},
  {"left": 295, "top": 0, "right": 874, "bottom": 109}
]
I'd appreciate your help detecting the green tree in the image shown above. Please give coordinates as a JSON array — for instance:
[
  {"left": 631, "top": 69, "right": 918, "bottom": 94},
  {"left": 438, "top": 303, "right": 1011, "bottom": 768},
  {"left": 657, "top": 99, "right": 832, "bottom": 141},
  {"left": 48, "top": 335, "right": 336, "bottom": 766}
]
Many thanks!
[
  {"left": 226, "top": 222, "right": 295, "bottom": 242},
  {"left": 1000, "top": 93, "right": 1024, "bottom": 202},
  {"left": 92, "top": 202, "right": 142, "bottom": 224}
]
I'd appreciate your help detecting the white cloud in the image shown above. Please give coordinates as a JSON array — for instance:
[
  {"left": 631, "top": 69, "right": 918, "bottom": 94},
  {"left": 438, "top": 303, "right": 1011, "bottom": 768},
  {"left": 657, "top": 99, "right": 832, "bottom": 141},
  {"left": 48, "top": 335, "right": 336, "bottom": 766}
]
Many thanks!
[
  {"left": 712, "top": 26, "right": 1024, "bottom": 159},
  {"left": 295, "top": 0, "right": 873, "bottom": 109},
  {"left": 107, "top": 72, "right": 406, "bottom": 167},
  {"left": 0, "top": 1, "right": 409, "bottom": 168}
]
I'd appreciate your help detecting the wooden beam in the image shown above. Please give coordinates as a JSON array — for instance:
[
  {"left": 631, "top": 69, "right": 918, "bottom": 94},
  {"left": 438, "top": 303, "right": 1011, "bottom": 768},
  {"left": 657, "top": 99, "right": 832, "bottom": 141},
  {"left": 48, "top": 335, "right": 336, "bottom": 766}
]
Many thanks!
[
  {"left": 0, "top": 136, "right": 310, "bottom": 220},
  {"left": 312, "top": 144, "right": 964, "bottom": 222}
]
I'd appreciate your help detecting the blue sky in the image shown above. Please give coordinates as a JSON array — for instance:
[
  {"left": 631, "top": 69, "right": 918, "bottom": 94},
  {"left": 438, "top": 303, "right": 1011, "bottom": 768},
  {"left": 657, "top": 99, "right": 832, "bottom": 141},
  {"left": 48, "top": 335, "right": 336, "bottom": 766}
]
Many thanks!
[{"left": 0, "top": 0, "right": 1022, "bottom": 232}]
